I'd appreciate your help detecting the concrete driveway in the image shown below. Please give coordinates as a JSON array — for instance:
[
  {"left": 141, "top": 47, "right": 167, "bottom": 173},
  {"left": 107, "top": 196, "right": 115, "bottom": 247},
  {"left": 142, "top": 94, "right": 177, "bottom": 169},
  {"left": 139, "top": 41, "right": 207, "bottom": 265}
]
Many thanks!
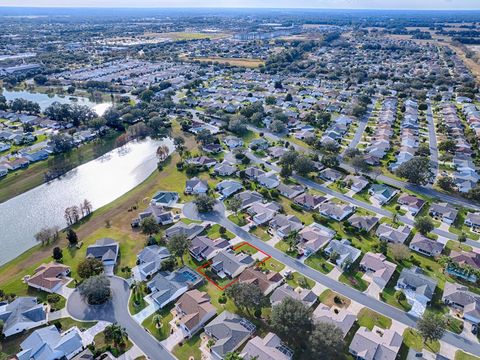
[{"left": 67, "top": 276, "right": 176, "bottom": 360}]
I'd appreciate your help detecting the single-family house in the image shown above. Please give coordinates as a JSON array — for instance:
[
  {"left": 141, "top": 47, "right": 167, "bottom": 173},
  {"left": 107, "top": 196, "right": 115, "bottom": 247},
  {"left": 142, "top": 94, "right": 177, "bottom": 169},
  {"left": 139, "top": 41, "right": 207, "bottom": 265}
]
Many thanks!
[
  {"left": 348, "top": 215, "right": 379, "bottom": 232},
  {"left": 376, "top": 224, "right": 411, "bottom": 244},
  {"left": 132, "top": 204, "right": 174, "bottom": 227},
  {"left": 397, "top": 266, "right": 437, "bottom": 304},
  {"left": 25, "top": 263, "right": 70, "bottom": 293},
  {"left": 237, "top": 268, "right": 283, "bottom": 295},
  {"left": 247, "top": 202, "right": 281, "bottom": 225},
  {"left": 224, "top": 136, "right": 244, "bottom": 149},
  {"left": 204, "top": 311, "right": 256, "bottom": 360},
  {"left": 235, "top": 191, "right": 264, "bottom": 210},
  {"left": 442, "top": 282, "right": 480, "bottom": 324},
  {"left": 250, "top": 138, "right": 269, "bottom": 151},
  {"left": 344, "top": 175, "right": 369, "bottom": 193},
  {"left": 135, "top": 245, "right": 171, "bottom": 280},
  {"left": 397, "top": 194, "right": 425, "bottom": 216},
  {"left": 85, "top": 238, "right": 119, "bottom": 266},
  {"left": 185, "top": 177, "right": 209, "bottom": 194},
  {"left": 189, "top": 236, "right": 231, "bottom": 262},
  {"left": 318, "top": 201, "right": 356, "bottom": 221},
  {"left": 165, "top": 222, "right": 205, "bottom": 240},
  {"left": 214, "top": 161, "right": 237, "bottom": 177},
  {"left": 294, "top": 193, "right": 326, "bottom": 210},
  {"left": 216, "top": 180, "right": 243, "bottom": 198},
  {"left": 430, "top": 203, "right": 458, "bottom": 224},
  {"left": 151, "top": 191, "right": 179, "bottom": 207},
  {"left": 448, "top": 250, "right": 480, "bottom": 283},
  {"left": 324, "top": 239, "right": 362, "bottom": 269},
  {"left": 349, "top": 326, "right": 402, "bottom": 360},
  {"left": 270, "top": 284, "right": 317, "bottom": 309},
  {"left": 244, "top": 167, "right": 265, "bottom": 180},
  {"left": 202, "top": 143, "right": 222, "bottom": 154},
  {"left": 465, "top": 212, "right": 480, "bottom": 229},
  {"left": 186, "top": 156, "right": 217, "bottom": 168},
  {"left": 319, "top": 168, "right": 344, "bottom": 182},
  {"left": 16, "top": 325, "right": 83, "bottom": 360},
  {"left": 276, "top": 183, "right": 304, "bottom": 199},
  {"left": 148, "top": 266, "right": 202, "bottom": 308},
  {"left": 368, "top": 184, "right": 398, "bottom": 205},
  {"left": 211, "top": 250, "right": 255, "bottom": 278},
  {"left": 409, "top": 233, "right": 444, "bottom": 257},
  {"left": 298, "top": 223, "right": 335, "bottom": 256},
  {"left": 359, "top": 252, "right": 396, "bottom": 287},
  {"left": 269, "top": 214, "right": 303, "bottom": 238},
  {"left": 0, "top": 297, "right": 47, "bottom": 337},
  {"left": 175, "top": 289, "right": 217, "bottom": 337},
  {"left": 312, "top": 303, "right": 356, "bottom": 338},
  {"left": 241, "top": 332, "right": 293, "bottom": 360},
  {"left": 257, "top": 173, "right": 280, "bottom": 189}
]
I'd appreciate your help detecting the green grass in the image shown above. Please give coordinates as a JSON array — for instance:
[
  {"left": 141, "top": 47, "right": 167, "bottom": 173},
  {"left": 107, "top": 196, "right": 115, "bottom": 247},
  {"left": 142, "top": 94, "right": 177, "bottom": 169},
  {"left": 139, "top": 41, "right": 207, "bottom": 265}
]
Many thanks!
[
  {"left": 277, "top": 196, "right": 313, "bottom": 225},
  {"left": 357, "top": 308, "right": 392, "bottom": 330},
  {"left": 456, "top": 351, "right": 480, "bottom": 360},
  {"left": 228, "top": 213, "right": 248, "bottom": 226},
  {"left": 129, "top": 283, "right": 149, "bottom": 315},
  {"left": 339, "top": 271, "right": 370, "bottom": 292},
  {"left": 51, "top": 318, "right": 97, "bottom": 331},
  {"left": 449, "top": 209, "right": 480, "bottom": 240},
  {"left": 249, "top": 226, "right": 271, "bottom": 241},
  {"left": 318, "top": 289, "right": 351, "bottom": 308},
  {"left": 304, "top": 252, "right": 334, "bottom": 274},
  {"left": 141, "top": 305, "right": 174, "bottom": 341},
  {"left": 259, "top": 257, "right": 285, "bottom": 272},
  {"left": 403, "top": 328, "right": 440, "bottom": 353},
  {"left": 93, "top": 330, "right": 133, "bottom": 357},
  {"left": 327, "top": 181, "right": 348, "bottom": 194},
  {"left": 173, "top": 334, "right": 202, "bottom": 360},
  {"left": 275, "top": 239, "right": 299, "bottom": 258},
  {"left": 380, "top": 271, "right": 412, "bottom": 312},
  {"left": 286, "top": 272, "right": 315, "bottom": 290},
  {"left": 234, "top": 242, "right": 258, "bottom": 256},
  {"left": 206, "top": 224, "right": 235, "bottom": 240}
]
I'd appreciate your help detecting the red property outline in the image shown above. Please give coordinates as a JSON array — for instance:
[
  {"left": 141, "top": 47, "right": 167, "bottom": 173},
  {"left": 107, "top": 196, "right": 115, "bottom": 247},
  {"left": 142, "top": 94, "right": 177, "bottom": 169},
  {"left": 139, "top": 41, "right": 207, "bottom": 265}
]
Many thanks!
[{"left": 196, "top": 241, "right": 272, "bottom": 291}]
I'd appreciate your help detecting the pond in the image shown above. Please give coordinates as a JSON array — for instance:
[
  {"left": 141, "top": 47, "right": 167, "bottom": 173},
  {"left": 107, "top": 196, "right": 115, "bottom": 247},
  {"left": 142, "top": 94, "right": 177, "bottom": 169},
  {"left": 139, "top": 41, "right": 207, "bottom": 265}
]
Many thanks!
[
  {"left": 0, "top": 137, "right": 174, "bottom": 265},
  {"left": 1, "top": 88, "right": 112, "bottom": 116}
]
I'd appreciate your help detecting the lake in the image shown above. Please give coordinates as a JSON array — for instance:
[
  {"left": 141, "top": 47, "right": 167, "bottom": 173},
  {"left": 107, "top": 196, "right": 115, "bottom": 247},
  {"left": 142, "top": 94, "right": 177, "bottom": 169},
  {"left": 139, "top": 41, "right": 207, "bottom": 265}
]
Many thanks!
[
  {"left": 0, "top": 137, "right": 173, "bottom": 265},
  {"left": 1, "top": 88, "right": 112, "bottom": 116}
]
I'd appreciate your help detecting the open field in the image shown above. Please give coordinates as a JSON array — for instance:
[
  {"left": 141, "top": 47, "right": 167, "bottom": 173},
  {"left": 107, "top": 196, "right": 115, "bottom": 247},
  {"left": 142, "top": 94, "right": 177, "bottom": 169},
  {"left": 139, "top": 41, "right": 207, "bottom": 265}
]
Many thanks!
[{"left": 181, "top": 55, "right": 264, "bottom": 68}]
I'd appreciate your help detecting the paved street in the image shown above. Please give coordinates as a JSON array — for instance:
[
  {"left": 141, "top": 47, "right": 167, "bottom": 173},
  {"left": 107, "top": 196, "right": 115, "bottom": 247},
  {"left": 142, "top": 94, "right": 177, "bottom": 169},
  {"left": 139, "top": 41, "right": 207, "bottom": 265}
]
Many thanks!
[
  {"left": 182, "top": 203, "right": 480, "bottom": 357},
  {"left": 67, "top": 276, "right": 176, "bottom": 360},
  {"left": 426, "top": 101, "right": 439, "bottom": 181}
]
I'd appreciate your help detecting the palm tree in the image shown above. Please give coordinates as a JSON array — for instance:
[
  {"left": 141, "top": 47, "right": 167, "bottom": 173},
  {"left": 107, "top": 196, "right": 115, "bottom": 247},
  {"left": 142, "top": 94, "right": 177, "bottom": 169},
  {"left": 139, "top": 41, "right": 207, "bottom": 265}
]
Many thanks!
[
  {"left": 284, "top": 230, "right": 299, "bottom": 252},
  {"left": 152, "top": 314, "right": 163, "bottom": 329}
]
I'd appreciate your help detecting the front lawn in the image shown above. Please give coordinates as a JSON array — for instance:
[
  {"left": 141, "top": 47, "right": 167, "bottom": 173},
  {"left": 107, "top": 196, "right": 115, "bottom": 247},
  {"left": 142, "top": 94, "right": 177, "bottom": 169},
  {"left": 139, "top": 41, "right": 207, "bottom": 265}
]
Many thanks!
[
  {"left": 142, "top": 306, "right": 174, "bottom": 341},
  {"left": 380, "top": 285, "right": 412, "bottom": 312},
  {"left": 357, "top": 308, "right": 392, "bottom": 330},
  {"left": 249, "top": 226, "right": 271, "bottom": 241},
  {"left": 173, "top": 334, "right": 202, "bottom": 360},
  {"left": 258, "top": 257, "right": 285, "bottom": 272},
  {"left": 275, "top": 240, "right": 299, "bottom": 258},
  {"left": 339, "top": 270, "right": 370, "bottom": 292},
  {"left": 456, "top": 351, "right": 480, "bottom": 360},
  {"left": 206, "top": 224, "right": 235, "bottom": 240},
  {"left": 318, "top": 289, "right": 351, "bottom": 308},
  {"left": 228, "top": 213, "right": 248, "bottom": 226},
  {"left": 129, "top": 282, "right": 149, "bottom": 315},
  {"left": 403, "top": 328, "right": 440, "bottom": 353},
  {"left": 93, "top": 330, "right": 133, "bottom": 357},
  {"left": 285, "top": 272, "right": 315, "bottom": 290},
  {"left": 305, "top": 252, "right": 334, "bottom": 274}
]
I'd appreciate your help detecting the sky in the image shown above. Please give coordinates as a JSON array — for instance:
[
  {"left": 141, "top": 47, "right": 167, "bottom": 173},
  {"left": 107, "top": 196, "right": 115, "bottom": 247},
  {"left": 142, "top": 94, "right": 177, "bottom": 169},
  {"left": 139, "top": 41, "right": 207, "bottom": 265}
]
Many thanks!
[{"left": 0, "top": 0, "right": 479, "bottom": 10}]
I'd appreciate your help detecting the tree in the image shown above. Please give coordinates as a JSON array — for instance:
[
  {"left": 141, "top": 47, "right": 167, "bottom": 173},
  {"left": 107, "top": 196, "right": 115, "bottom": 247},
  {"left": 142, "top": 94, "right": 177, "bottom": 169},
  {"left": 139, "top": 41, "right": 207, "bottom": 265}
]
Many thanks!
[
  {"left": 50, "top": 133, "right": 74, "bottom": 153},
  {"left": 438, "top": 139, "right": 456, "bottom": 154},
  {"left": 66, "top": 229, "right": 78, "bottom": 246},
  {"left": 350, "top": 155, "right": 370, "bottom": 174},
  {"left": 156, "top": 144, "right": 170, "bottom": 162},
  {"left": 152, "top": 314, "right": 163, "bottom": 329},
  {"left": 194, "top": 195, "right": 216, "bottom": 213},
  {"left": 166, "top": 233, "right": 191, "bottom": 266},
  {"left": 34, "top": 226, "right": 59, "bottom": 246},
  {"left": 308, "top": 322, "right": 344, "bottom": 359},
  {"left": 228, "top": 115, "right": 248, "bottom": 135},
  {"left": 437, "top": 176, "right": 455, "bottom": 192},
  {"left": 415, "top": 216, "right": 434, "bottom": 235},
  {"left": 224, "top": 352, "right": 242, "bottom": 360},
  {"left": 225, "top": 282, "right": 267, "bottom": 314},
  {"left": 293, "top": 155, "right": 315, "bottom": 176},
  {"left": 270, "top": 297, "right": 313, "bottom": 349},
  {"left": 226, "top": 196, "right": 242, "bottom": 215},
  {"left": 0, "top": 319, "right": 4, "bottom": 340},
  {"left": 141, "top": 216, "right": 161, "bottom": 236},
  {"left": 77, "top": 258, "right": 104, "bottom": 279},
  {"left": 344, "top": 147, "right": 361, "bottom": 159},
  {"left": 321, "top": 154, "right": 339, "bottom": 168},
  {"left": 284, "top": 230, "right": 299, "bottom": 252},
  {"left": 395, "top": 290, "right": 406, "bottom": 302},
  {"left": 104, "top": 323, "right": 128, "bottom": 347},
  {"left": 52, "top": 247, "right": 63, "bottom": 261},
  {"left": 458, "top": 232, "right": 467, "bottom": 243},
  {"left": 79, "top": 275, "right": 111, "bottom": 305},
  {"left": 388, "top": 243, "right": 410, "bottom": 262},
  {"left": 396, "top": 157, "right": 432, "bottom": 185},
  {"left": 269, "top": 120, "right": 286, "bottom": 133},
  {"left": 417, "top": 312, "right": 447, "bottom": 344},
  {"left": 82, "top": 199, "right": 93, "bottom": 216}
]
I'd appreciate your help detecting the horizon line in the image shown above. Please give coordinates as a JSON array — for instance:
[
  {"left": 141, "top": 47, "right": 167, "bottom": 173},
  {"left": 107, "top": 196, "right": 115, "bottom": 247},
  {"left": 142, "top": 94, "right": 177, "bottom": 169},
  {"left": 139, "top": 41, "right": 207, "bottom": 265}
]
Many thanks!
[{"left": 0, "top": 6, "right": 479, "bottom": 11}]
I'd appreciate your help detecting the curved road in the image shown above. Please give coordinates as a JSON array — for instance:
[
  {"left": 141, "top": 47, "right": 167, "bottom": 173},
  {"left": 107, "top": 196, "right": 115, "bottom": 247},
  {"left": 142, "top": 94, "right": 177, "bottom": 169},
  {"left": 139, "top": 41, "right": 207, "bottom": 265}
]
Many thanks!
[
  {"left": 182, "top": 202, "right": 480, "bottom": 357},
  {"left": 67, "top": 276, "right": 176, "bottom": 360}
]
